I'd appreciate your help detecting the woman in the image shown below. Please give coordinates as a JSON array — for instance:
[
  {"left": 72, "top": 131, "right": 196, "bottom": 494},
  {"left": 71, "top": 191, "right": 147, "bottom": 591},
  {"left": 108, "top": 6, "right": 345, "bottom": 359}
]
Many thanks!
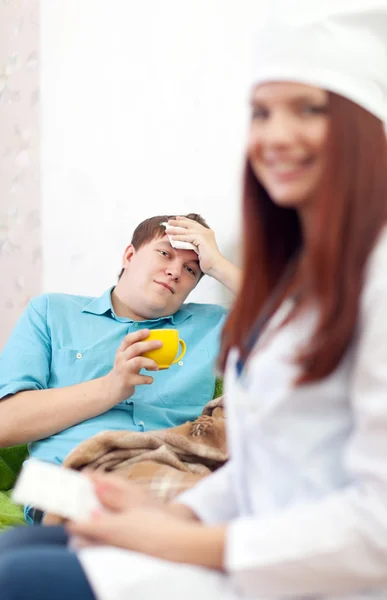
[{"left": 2, "top": 2, "right": 387, "bottom": 599}]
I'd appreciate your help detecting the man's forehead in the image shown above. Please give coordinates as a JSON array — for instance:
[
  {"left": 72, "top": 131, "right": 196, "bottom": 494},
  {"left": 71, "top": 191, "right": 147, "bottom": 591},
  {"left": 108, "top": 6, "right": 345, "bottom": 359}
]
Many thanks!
[{"left": 153, "top": 237, "right": 199, "bottom": 263}]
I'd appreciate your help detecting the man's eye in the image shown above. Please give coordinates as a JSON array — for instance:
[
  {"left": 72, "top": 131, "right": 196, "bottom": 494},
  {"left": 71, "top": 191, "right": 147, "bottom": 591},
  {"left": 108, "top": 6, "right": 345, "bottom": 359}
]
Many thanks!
[
  {"left": 186, "top": 266, "right": 196, "bottom": 276},
  {"left": 159, "top": 250, "right": 169, "bottom": 257}
]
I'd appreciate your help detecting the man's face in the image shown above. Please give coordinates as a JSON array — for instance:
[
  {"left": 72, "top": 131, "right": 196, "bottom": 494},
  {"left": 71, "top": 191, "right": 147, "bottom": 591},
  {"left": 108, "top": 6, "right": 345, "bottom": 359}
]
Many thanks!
[{"left": 119, "top": 235, "right": 202, "bottom": 319}]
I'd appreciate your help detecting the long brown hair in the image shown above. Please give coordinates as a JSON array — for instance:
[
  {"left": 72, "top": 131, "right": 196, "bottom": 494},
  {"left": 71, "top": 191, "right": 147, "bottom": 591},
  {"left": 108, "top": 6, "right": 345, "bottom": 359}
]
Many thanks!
[{"left": 219, "top": 92, "right": 387, "bottom": 383}]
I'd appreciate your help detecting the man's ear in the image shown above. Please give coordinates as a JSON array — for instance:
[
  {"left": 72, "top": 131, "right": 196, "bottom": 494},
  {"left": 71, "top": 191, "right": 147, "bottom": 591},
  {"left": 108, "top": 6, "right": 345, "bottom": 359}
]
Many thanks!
[{"left": 122, "top": 244, "right": 136, "bottom": 268}]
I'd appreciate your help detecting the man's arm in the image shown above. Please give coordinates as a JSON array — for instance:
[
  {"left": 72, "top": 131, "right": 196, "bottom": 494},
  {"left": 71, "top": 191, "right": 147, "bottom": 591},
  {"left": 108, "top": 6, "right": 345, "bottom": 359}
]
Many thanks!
[
  {"left": 205, "top": 255, "right": 242, "bottom": 296},
  {"left": 0, "top": 297, "right": 161, "bottom": 447},
  {"left": 0, "top": 378, "right": 118, "bottom": 447},
  {"left": 0, "top": 295, "right": 105, "bottom": 447}
]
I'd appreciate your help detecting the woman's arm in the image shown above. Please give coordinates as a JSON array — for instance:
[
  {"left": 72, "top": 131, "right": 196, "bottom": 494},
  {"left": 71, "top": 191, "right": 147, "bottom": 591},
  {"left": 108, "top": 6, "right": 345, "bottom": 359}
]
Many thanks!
[
  {"left": 68, "top": 463, "right": 238, "bottom": 569},
  {"left": 69, "top": 507, "right": 227, "bottom": 569}
]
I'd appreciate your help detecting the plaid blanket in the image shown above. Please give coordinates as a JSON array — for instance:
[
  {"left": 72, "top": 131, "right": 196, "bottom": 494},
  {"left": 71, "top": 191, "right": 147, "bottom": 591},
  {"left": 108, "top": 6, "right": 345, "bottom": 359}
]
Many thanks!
[{"left": 45, "top": 396, "right": 226, "bottom": 523}]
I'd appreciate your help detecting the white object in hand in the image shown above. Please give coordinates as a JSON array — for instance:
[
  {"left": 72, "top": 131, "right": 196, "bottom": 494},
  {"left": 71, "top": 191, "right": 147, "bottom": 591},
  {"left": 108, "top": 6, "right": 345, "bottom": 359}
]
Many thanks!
[
  {"left": 160, "top": 222, "right": 198, "bottom": 254},
  {"left": 12, "top": 459, "right": 102, "bottom": 521}
]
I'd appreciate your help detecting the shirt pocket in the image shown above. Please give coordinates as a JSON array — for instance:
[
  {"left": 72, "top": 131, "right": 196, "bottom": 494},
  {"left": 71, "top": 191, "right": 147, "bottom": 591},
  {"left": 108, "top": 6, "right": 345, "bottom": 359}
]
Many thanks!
[
  {"left": 151, "top": 350, "right": 216, "bottom": 407},
  {"left": 49, "top": 347, "right": 114, "bottom": 388}
]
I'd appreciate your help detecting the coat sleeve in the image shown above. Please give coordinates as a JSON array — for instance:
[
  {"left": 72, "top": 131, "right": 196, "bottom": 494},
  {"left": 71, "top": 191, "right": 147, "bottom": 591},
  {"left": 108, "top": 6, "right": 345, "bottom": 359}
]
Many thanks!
[
  {"left": 224, "top": 231, "right": 387, "bottom": 598},
  {"left": 176, "top": 461, "right": 239, "bottom": 524}
]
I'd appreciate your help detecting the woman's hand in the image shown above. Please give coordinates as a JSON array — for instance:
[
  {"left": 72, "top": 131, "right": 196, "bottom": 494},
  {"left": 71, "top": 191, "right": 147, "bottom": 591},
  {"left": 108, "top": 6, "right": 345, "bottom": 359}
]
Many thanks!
[
  {"left": 89, "top": 473, "right": 158, "bottom": 512},
  {"left": 67, "top": 475, "right": 160, "bottom": 550}
]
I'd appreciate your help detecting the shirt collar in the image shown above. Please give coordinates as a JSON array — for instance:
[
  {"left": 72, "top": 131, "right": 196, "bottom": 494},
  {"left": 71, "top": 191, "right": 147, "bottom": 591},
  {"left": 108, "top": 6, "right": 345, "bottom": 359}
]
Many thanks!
[
  {"left": 82, "top": 287, "right": 193, "bottom": 325},
  {"left": 81, "top": 287, "right": 115, "bottom": 316}
]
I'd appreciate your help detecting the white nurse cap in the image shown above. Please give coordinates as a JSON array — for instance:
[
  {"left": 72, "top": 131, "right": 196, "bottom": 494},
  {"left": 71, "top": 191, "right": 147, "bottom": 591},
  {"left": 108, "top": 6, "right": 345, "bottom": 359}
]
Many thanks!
[{"left": 252, "top": 0, "right": 387, "bottom": 121}]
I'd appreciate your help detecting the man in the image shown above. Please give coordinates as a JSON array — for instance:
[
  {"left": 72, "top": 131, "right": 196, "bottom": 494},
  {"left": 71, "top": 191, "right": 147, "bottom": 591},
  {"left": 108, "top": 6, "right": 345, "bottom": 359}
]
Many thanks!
[{"left": 0, "top": 214, "right": 240, "bottom": 522}]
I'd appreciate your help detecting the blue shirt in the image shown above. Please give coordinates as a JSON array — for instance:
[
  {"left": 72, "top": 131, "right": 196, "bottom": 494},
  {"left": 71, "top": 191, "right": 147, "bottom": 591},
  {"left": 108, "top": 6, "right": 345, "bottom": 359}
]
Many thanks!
[{"left": 0, "top": 288, "right": 226, "bottom": 466}]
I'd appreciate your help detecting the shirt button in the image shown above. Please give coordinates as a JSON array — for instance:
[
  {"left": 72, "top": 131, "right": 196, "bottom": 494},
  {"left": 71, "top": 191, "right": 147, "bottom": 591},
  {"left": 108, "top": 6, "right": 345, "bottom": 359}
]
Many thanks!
[
  {"left": 134, "top": 323, "right": 138, "bottom": 327},
  {"left": 138, "top": 420, "right": 144, "bottom": 427},
  {"left": 76, "top": 353, "right": 83, "bottom": 359},
  {"left": 178, "top": 361, "right": 184, "bottom": 366}
]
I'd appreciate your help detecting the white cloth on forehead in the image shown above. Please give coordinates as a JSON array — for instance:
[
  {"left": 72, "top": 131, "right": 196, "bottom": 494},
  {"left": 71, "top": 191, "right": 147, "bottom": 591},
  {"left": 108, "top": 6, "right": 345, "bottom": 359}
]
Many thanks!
[
  {"left": 252, "top": 0, "right": 387, "bottom": 121},
  {"left": 160, "top": 222, "right": 199, "bottom": 254}
]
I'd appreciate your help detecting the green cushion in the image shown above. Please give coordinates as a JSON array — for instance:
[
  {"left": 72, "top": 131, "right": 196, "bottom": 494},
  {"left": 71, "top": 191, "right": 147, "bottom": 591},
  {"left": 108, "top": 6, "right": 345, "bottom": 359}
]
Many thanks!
[
  {"left": 0, "top": 490, "right": 26, "bottom": 531},
  {"left": 214, "top": 378, "right": 223, "bottom": 398},
  {"left": 0, "top": 445, "right": 28, "bottom": 491},
  {"left": 0, "top": 445, "right": 28, "bottom": 532}
]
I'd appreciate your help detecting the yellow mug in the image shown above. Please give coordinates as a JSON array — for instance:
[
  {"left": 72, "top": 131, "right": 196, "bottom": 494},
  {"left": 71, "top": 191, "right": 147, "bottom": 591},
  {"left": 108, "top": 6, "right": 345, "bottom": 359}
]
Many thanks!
[{"left": 142, "top": 329, "right": 186, "bottom": 370}]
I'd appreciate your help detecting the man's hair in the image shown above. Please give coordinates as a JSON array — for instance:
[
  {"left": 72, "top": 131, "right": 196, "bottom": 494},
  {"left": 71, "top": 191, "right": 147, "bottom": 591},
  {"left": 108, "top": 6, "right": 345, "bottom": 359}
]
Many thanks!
[{"left": 118, "top": 213, "right": 209, "bottom": 279}]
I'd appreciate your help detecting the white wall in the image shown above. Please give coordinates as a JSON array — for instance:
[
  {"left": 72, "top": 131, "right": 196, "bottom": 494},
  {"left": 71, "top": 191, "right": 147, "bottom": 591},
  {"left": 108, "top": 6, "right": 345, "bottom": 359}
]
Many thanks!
[{"left": 40, "top": 0, "right": 267, "bottom": 306}]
